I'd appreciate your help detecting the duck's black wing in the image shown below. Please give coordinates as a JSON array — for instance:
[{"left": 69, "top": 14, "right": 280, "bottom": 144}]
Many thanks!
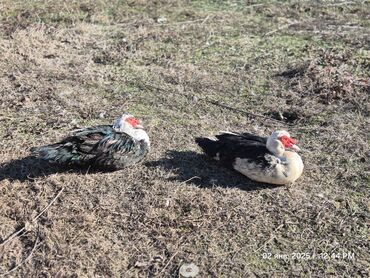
[
  {"left": 31, "top": 125, "right": 148, "bottom": 169},
  {"left": 214, "top": 132, "right": 267, "bottom": 144},
  {"left": 195, "top": 132, "right": 271, "bottom": 169},
  {"left": 238, "top": 132, "right": 268, "bottom": 145}
]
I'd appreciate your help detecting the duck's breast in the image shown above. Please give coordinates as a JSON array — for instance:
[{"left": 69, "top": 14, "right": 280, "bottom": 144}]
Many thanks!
[
  {"left": 233, "top": 152, "right": 303, "bottom": 185},
  {"left": 233, "top": 157, "right": 286, "bottom": 185},
  {"left": 283, "top": 151, "right": 304, "bottom": 183}
]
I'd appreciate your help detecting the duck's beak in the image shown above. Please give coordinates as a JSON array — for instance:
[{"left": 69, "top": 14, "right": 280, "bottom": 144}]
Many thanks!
[
  {"left": 136, "top": 124, "right": 144, "bottom": 129},
  {"left": 290, "top": 144, "right": 301, "bottom": 151}
]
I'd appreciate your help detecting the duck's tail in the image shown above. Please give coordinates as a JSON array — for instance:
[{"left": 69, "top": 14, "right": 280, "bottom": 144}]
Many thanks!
[
  {"left": 30, "top": 143, "right": 75, "bottom": 163},
  {"left": 195, "top": 137, "right": 222, "bottom": 160}
]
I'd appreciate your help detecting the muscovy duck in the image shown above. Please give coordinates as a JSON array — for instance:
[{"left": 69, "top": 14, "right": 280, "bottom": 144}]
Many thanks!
[
  {"left": 31, "top": 114, "right": 150, "bottom": 169},
  {"left": 195, "top": 130, "right": 303, "bottom": 185}
]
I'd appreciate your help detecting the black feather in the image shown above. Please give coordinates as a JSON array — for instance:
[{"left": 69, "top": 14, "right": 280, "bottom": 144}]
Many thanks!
[
  {"left": 196, "top": 132, "right": 271, "bottom": 169},
  {"left": 195, "top": 137, "right": 220, "bottom": 158}
]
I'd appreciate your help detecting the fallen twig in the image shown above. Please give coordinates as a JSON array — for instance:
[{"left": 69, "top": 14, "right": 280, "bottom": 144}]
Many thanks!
[
  {"left": 181, "top": 176, "right": 201, "bottom": 184},
  {"left": 157, "top": 250, "right": 180, "bottom": 276},
  {"left": 155, "top": 17, "right": 209, "bottom": 27},
  {"left": 204, "top": 98, "right": 294, "bottom": 126},
  {"left": 157, "top": 235, "right": 188, "bottom": 276},
  {"left": 34, "top": 187, "right": 65, "bottom": 221},
  {"left": 322, "top": 1, "right": 357, "bottom": 7},
  {"left": 0, "top": 187, "right": 64, "bottom": 247},
  {"left": 263, "top": 21, "right": 299, "bottom": 37},
  {"left": 0, "top": 229, "right": 40, "bottom": 277},
  {"left": 139, "top": 80, "right": 296, "bottom": 126},
  {"left": 201, "top": 15, "right": 211, "bottom": 25}
]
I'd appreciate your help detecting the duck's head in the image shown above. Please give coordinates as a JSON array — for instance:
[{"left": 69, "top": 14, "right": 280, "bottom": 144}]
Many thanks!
[
  {"left": 113, "top": 114, "right": 144, "bottom": 131},
  {"left": 266, "top": 130, "right": 300, "bottom": 156},
  {"left": 113, "top": 114, "right": 150, "bottom": 144}
]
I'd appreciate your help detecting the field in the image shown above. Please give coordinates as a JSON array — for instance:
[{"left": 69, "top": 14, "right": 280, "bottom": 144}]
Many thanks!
[{"left": 0, "top": 0, "right": 369, "bottom": 277}]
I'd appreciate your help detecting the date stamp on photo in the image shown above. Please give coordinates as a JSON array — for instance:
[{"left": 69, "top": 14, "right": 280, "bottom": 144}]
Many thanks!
[{"left": 262, "top": 252, "right": 355, "bottom": 261}]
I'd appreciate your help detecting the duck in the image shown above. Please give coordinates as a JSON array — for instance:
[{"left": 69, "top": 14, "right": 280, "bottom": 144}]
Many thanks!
[
  {"left": 195, "top": 130, "right": 303, "bottom": 185},
  {"left": 31, "top": 114, "right": 150, "bottom": 169}
]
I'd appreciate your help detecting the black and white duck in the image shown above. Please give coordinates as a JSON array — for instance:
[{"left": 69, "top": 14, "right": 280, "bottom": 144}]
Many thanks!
[
  {"left": 195, "top": 130, "right": 303, "bottom": 185},
  {"left": 31, "top": 114, "right": 150, "bottom": 169}
]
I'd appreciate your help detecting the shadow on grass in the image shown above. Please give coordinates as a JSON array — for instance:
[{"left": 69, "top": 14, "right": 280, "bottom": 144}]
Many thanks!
[
  {"left": 145, "top": 150, "right": 280, "bottom": 191},
  {"left": 0, "top": 156, "right": 113, "bottom": 182}
]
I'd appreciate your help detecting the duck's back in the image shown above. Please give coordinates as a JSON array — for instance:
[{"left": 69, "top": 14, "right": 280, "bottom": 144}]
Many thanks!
[
  {"left": 195, "top": 132, "right": 271, "bottom": 169},
  {"left": 31, "top": 125, "right": 148, "bottom": 169}
]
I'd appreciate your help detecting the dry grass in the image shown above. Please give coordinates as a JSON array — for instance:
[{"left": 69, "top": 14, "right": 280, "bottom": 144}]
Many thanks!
[{"left": 0, "top": 0, "right": 369, "bottom": 277}]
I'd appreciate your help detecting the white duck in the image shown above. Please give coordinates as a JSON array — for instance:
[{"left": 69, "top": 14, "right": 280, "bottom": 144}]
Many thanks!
[{"left": 196, "top": 130, "right": 303, "bottom": 185}]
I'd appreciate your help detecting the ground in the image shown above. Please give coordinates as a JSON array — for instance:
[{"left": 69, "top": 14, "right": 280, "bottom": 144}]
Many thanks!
[{"left": 0, "top": 0, "right": 369, "bottom": 277}]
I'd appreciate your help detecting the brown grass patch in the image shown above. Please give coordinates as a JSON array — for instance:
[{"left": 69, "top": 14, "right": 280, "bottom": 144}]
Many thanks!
[{"left": 1, "top": 1, "right": 369, "bottom": 277}]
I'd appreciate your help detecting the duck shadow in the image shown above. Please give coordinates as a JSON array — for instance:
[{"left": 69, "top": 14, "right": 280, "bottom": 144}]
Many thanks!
[
  {"left": 0, "top": 156, "right": 114, "bottom": 182},
  {"left": 145, "top": 150, "right": 280, "bottom": 191}
]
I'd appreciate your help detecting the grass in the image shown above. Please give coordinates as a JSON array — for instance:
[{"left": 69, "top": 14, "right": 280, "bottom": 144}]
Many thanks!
[{"left": 0, "top": 0, "right": 369, "bottom": 277}]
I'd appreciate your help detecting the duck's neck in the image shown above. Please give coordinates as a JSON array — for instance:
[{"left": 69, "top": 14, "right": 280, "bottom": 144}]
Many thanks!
[
  {"left": 117, "top": 126, "right": 150, "bottom": 147},
  {"left": 282, "top": 151, "right": 304, "bottom": 180},
  {"left": 130, "top": 129, "right": 150, "bottom": 146},
  {"left": 266, "top": 138, "right": 285, "bottom": 158}
]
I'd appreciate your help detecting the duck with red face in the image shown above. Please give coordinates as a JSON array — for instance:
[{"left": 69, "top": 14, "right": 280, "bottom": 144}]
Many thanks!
[
  {"left": 195, "top": 130, "right": 303, "bottom": 185},
  {"left": 31, "top": 114, "right": 150, "bottom": 169}
]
